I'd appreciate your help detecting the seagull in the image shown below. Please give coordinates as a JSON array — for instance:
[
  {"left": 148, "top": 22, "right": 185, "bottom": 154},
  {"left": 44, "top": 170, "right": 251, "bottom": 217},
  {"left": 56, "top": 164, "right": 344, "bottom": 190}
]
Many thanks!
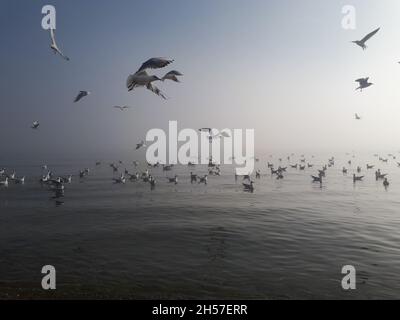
[
  {"left": 355, "top": 78, "right": 373, "bottom": 91},
  {"left": 137, "top": 58, "right": 174, "bottom": 73},
  {"left": 74, "top": 91, "right": 90, "bottom": 103},
  {"left": 0, "top": 177, "right": 9, "bottom": 187},
  {"left": 199, "top": 175, "right": 208, "bottom": 185},
  {"left": 243, "top": 181, "right": 254, "bottom": 192},
  {"left": 352, "top": 28, "right": 380, "bottom": 50},
  {"left": 353, "top": 174, "right": 364, "bottom": 183},
  {"left": 162, "top": 70, "right": 183, "bottom": 82},
  {"left": 113, "top": 105, "right": 131, "bottom": 111},
  {"left": 49, "top": 28, "right": 70, "bottom": 61},
  {"left": 167, "top": 175, "right": 178, "bottom": 184},
  {"left": 190, "top": 172, "right": 198, "bottom": 183},
  {"left": 199, "top": 128, "right": 212, "bottom": 134},
  {"left": 355, "top": 113, "right": 362, "bottom": 120},
  {"left": 15, "top": 176, "right": 25, "bottom": 184},
  {"left": 311, "top": 173, "right": 323, "bottom": 184},
  {"left": 136, "top": 141, "right": 146, "bottom": 150},
  {"left": 383, "top": 178, "right": 390, "bottom": 188},
  {"left": 113, "top": 174, "right": 126, "bottom": 184},
  {"left": 213, "top": 131, "right": 231, "bottom": 139},
  {"left": 126, "top": 71, "right": 166, "bottom": 99},
  {"left": 31, "top": 121, "right": 40, "bottom": 129}
]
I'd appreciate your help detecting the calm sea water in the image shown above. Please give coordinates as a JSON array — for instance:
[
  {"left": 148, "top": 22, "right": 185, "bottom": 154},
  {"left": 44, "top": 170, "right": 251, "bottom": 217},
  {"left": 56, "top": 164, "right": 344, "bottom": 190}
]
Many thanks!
[{"left": 1, "top": 153, "right": 400, "bottom": 299}]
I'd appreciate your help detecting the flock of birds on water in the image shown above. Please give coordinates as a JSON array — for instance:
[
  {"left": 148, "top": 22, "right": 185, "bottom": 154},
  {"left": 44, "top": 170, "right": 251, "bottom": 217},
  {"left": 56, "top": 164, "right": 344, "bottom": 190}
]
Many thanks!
[{"left": 1, "top": 24, "right": 399, "bottom": 201}]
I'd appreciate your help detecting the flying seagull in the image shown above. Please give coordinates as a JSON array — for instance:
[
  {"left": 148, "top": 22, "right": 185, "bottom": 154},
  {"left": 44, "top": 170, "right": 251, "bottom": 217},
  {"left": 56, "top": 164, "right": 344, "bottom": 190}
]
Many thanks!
[
  {"left": 113, "top": 106, "right": 131, "bottom": 111},
  {"left": 136, "top": 141, "right": 147, "bottom": 150},
  {"left": 137, "top": 58, "right": 174, "bottom": 73},
  {"left": 74, "top": 91, "right": 90, "bottom": 103},
  {"left": 31, "top": 121, "right": 40, "bottom": 129},
  {"left": 162, "top": 70, "right": 183, "bottom": 82},
  {"left": 352, "top": 28, "right": 380, "bottom": 50},
  {"left": 355, "top": 113, "right": 361, "bottom": 120},
  {"left": 355, "top": 77, "right": 373, "bottom": 91},
  {"left": 126, "top": 71, "right": 166, "bottom": 99},
  {"left": 50, "top": 28, "right": 70, "bottom": 61}
]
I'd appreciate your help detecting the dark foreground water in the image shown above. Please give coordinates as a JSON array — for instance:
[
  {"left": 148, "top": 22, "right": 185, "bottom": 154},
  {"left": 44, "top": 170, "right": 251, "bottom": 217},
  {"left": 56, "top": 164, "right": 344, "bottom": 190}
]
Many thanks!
[{"left": 1, "top": 153, "right": 400, "bottom": 299}]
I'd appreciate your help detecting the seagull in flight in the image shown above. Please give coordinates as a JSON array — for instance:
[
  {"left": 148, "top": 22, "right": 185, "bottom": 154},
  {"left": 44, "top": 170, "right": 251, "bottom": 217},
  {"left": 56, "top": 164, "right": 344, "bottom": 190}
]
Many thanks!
[
  {"left": 113, "top": 105, "right": 131, "bottom": 111},
  {"left": 49, "top": 28, "right": 70, "bottom": 61},
  {"left": 136, "top": 58, "right": 174, "bottom": 73},
  {"left": 31, "top": 121, "right": 40, "bottom": 129},
  {"left": 136, "top": 141, "right": 147, "bottom": 150},
  {"left": 162, "top": 70, "right": 183, "bottom": 82},
  {"left": 355, "top": 78, "right": 373, "bottom": 91},
  {"left": 355, "top": 113, "right": 362, "bottom": 120},
  {"left": 126, "top": 71, "right": 166, "bottom": 99},
  {"left": 74, "top": 91, "right": 90, "bottom": 103},
  {"left": 352, "top": 28, "right": 380, "bottom": 50}
]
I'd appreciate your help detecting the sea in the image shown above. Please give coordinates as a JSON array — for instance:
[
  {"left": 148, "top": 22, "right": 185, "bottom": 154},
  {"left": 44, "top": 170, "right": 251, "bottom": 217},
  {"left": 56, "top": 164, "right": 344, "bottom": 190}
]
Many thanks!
[{"left": 1, "top": 153, "right": 400, "bottom": 299}]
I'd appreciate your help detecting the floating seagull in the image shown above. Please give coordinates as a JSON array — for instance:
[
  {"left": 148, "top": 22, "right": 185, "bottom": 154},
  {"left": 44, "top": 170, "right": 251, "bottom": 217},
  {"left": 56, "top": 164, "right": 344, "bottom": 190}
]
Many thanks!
[
  {"left": 355, "top": 113, "right": 362, "bottom": 120},
  {"left": 0, "top": 177, "right": 9, "bottom": 187},
  {"left": 149, "top": 176, "right": 156, "bottom": 189},
  {"left": 355, "top": 78, "right": 373, "bottom": 91},
  {"left": 190, "top": 172, "right": 198, "bottom": 183},
  {"left": 15, "top": 176, "right": 25, "bottom": 184},
  {"left": 49, "top": 28, "right": 70, "bottom": 61},
  {"left": 167, "top": 175, "right": 178, "bottom": 184},
  {"left": 61, "top": 175, "right": 72, "bottom": 184},
  {"left": 311, "top": 173, "right": 323, "bottom": 184},
  {"left": 353, "top": 174, "right": 364, "bottom": 183},
  {"left": 113, "top": 174, "right": 126, "bottom": 184},
  {"left": 74, "top": 91, "right": 90, "bottom": 103},
  {"left": 31, "top": 121, "right": 40, "bottom": 129},
  {"left": 136, "top": 141, "right": 147, "bottom": 150},
  {"left": 352, "top": 28, "right": 380, "bottom": 50},
  {"left": 113, "top": 105, "right": 131, "bottom": 111},
  {"left": 162, "top": 70, "right": 183, "bottom": 82},
  {"left": 126, "top": 71, "right": 166, "bottom": 99},
  {"left": 199, "top": 175, "right": 208, "bottom": 185},
  {"left": 243, "top": 181, "right": 254, "bottom": 192},
  {"left": 383, "top": 178, "right": 390, "bottom": 188},
  {"left": 137, "top": 58, "right": 174, "bottom": 73}
]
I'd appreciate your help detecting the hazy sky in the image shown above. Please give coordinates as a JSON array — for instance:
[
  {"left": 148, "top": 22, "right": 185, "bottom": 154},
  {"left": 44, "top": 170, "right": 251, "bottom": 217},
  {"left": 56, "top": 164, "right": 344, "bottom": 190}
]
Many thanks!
[{"left": 2, "top": 0, "right": 400, "bottom": 163}]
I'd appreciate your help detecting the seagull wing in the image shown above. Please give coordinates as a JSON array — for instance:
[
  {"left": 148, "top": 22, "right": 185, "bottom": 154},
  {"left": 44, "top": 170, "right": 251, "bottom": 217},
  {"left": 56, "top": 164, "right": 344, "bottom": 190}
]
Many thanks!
[
  {"left": 50, "top": 28, "right": 56, "bottom": 45},
  {"left": 146, "top": 83, "right": 167, "bottom": 100},
  {"left": 360, "top": 28, "right": 380, "bottom": 43},
  {"left": 74, "top": 91, "right": 85, "bottom": 103},
  {"left": 137, "top": 58, "right": 174, "bottom": 72},
  {"left": 50, "top": 29, "right": 69, "bottom": 60},
  {"left": 165, "top": 70, "right": 183, "bottom": 76}
]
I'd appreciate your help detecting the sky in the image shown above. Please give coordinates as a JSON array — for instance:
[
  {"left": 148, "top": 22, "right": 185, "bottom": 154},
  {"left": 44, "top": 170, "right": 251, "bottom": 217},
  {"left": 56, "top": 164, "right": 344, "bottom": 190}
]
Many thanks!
[{"left": 2, "top": 0, "right": 400, "bottom": 163}]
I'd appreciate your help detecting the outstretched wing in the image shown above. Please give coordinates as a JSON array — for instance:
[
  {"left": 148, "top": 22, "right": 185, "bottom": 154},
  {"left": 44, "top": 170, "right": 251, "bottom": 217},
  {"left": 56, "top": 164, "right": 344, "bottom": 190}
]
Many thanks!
[
  {"left": 137, "top": 58, "right": 174, "bottom": 73},
  {"left": 146, "top": 83, "right": 167, "bottom": 100},
  {"left": 50, "top": 28, "right": 56, "bottom": 45},
  {"left": 360, "top": 28, "right": 380, "bottom": 43},
  {"left": 74, "top": 91, "right": 85, "bottom": 102},
  {"left": 355, "top": 77, "right": 368, "bottom": 84},
  {"left": 165, "top": 70, "right": 183, "bottom": 76}
]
